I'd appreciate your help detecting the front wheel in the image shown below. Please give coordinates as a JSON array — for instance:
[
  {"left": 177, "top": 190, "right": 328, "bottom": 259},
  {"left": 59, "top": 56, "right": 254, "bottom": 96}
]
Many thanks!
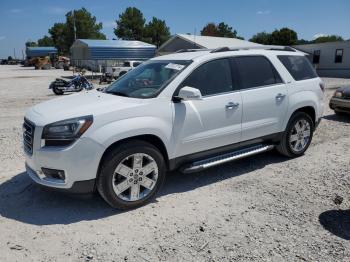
[
  {"left": 97, "top": 140, "right": 166, "bottom": 209},
  {"left": 277, "top": 112, "right": 314, "bottom": 157}
]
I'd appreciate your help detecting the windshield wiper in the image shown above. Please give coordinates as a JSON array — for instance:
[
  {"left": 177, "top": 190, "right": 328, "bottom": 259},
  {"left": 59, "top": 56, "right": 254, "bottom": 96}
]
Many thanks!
[{"left": 105, "top": 91, "right": 129, "bottom": 97}]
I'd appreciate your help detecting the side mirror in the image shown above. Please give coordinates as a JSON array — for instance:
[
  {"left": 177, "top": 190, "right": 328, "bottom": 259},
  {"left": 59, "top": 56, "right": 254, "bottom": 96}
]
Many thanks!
[{"left": 176, "top": 86, "right": 203, "bottom": 101}]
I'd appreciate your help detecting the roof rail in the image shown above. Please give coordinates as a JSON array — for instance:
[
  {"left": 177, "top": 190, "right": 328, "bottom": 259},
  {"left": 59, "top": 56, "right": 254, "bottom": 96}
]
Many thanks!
[
  {"left": 210, "top": 45, "right": 297, "bottom": 53},
  {"left": 176, "top": 49, "right": 207, "bottom": 53}
]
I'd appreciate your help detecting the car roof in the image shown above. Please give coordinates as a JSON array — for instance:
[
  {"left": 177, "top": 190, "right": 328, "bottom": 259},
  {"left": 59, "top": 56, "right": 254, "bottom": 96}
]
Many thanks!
[{"left": 152, "top": 48, "right": 306, "bottom": 62}]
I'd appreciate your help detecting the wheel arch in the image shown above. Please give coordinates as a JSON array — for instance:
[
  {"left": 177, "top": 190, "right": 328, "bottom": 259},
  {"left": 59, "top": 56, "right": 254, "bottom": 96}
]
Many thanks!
[{"left": 97, "top": 134, "right": 170, "bottom": 179}]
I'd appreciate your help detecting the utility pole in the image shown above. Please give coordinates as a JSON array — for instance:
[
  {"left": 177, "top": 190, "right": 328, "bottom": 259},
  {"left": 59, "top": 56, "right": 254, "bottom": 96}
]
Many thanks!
[
  {"left": 72, "top": 10, "right": 77, "bottom": 41},
  {"left": 13, "top": 48, "right": 16, "bottom": 59}
]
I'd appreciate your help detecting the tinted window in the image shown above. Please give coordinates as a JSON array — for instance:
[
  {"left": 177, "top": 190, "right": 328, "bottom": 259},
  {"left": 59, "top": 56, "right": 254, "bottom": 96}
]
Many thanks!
[
  {"left": 278, "top": 55, "right": 317, "bottom": 81},
  {"left": 335, "top": 49, "right": 343, "bottom": 63},
  {"left": 182, "top": 59, "right": 234, "bottom": 96},
  {"left": 313, "top": 50, "right": 320, "bottom": 64},
  {"left": 123, "top": 62, "right": 131, "bottom": 67},
  {"left": 234, "top": 56, "right": 282, "bottom": 89}
]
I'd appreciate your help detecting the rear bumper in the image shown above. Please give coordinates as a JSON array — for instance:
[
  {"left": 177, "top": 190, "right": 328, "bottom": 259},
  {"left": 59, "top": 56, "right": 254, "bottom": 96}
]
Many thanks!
[{"left": 329, "top": 97, "right": 350, "bottom": 113}]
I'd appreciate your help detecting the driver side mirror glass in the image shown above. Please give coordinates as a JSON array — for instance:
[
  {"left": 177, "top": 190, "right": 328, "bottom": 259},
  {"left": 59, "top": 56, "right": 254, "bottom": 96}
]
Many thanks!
[{"left": 176, "top": 86, "right": 203, "bottom": 101}]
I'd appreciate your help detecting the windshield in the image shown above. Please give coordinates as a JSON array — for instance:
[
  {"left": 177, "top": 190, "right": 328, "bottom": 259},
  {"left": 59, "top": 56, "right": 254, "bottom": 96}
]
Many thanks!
[{"left": 105, "top": 60, "right": 192, "bottom": 98}]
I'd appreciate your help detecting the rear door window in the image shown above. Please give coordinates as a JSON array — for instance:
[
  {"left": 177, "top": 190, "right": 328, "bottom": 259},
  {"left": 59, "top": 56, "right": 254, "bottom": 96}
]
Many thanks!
[
  {"left": 234, "top": 56, "right": 283, "bottom": 89},
  {"left": 278, "top": 55, "right": 318, "bottom": 81}
]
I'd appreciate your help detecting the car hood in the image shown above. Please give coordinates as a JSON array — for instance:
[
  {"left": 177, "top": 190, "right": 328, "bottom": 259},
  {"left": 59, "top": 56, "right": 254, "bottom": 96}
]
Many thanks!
[{"left": 25, "top": 90, "right": 146, "bottom": 126}]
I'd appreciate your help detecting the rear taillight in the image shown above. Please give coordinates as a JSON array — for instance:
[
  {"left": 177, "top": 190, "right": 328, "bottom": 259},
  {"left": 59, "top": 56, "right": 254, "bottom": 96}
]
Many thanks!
[{"left": 319, "top": 82, "right": 325, "bottom": 92}]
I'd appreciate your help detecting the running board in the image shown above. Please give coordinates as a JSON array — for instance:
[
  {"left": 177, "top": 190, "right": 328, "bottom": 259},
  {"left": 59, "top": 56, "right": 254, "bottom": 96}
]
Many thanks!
[{"left": 182, "top": 144, "right": 275, "bottom": 174}]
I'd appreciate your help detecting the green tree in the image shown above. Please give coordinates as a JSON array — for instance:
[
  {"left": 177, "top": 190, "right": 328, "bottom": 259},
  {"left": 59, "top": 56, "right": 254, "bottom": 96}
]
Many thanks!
[
  {"left": 65, "top": 8, "right": 106, "bottom": 52},
  {"left": 42, "top": 8, "right": 105, "bottom": 55},
  {"left": 114, "top": 7, "right": 145, "bottom": 40},
  {"left": 270, "top": 28, "right": 298, "bottom": 45},
  {"left": 201, "top": 23, "right": 220, "bottom": 37},
  {"left": 48, "top": 23, "right": 67, "bottom": 54},
  {"left": 249, "top": 32, "right": 272, "bottom": 45},
  {"left": 25, "top": 41, "right": 37, "bottom": 47},
  {"left": 143, "top": 17, "right": 171, "bottom": 47},
  {"left": 313, "top": 35, "right": 343, "bottom": 43},
  {"left": 297, "top": 39, "right": 311, "bottom": 45},
  {"left": 250, "top": 28, "right": 298, "bottom": 45},
  {"left": 201, "top": 22, "right": 243, "bottom": 39},
  {"left": 37, "top": 35, "right": 54, "bottom": 46}
]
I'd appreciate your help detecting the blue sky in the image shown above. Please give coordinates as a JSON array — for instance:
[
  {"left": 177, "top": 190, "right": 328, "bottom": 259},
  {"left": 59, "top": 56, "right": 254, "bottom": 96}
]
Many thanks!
[{"left": 0, "top": 0, "right": 349, "bottom": 58}]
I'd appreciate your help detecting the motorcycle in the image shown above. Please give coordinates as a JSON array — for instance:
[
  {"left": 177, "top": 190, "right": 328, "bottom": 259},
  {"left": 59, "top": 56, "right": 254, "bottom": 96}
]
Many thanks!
[{"left": 49, "top": 74, "right": 94, "bottom": 95}]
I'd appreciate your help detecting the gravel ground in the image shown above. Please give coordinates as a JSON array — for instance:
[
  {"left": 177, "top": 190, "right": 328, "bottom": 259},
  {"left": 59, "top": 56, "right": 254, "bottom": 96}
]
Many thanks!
[{"left": 0, "top": 65, "right": 349, "bottom": 262}]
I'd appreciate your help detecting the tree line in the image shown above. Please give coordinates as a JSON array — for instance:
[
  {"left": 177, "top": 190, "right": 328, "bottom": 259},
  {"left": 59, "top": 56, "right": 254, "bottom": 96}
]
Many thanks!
[{"left": 26, "top": 7, "right": 345, "bottom": 55}]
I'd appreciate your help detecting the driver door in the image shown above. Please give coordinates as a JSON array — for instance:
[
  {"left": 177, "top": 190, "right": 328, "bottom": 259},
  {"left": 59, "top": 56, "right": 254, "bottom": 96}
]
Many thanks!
[{"left": 172, "top": 58, "right": 242, "bottom": 157}]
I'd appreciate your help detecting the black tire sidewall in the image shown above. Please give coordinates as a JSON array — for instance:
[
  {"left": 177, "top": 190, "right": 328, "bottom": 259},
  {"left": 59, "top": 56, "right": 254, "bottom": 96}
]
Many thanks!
[
  {"left": 53, "top": 86, "right": 64, "bottom": 95},
  {"left": 98, "top": 141, "right": 166, "bottom": 209},
  {"left": 285, "top": 112, "right": 314, "bottom": 156}
]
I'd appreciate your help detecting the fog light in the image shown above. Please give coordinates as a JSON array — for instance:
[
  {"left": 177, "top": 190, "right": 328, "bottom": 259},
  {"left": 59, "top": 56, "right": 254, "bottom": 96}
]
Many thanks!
[{"left": 41, "top": 168, "right": 66, "bottom": 181}]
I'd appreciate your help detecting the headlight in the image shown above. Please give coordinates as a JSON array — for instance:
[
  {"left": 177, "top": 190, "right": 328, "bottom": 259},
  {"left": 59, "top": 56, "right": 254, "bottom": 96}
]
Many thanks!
[
  {"left": 42, "top": 115, "right": 93, "bottom": 146},
  {"left": 334, "top": 91, "right": 343, "bottom": 98}
]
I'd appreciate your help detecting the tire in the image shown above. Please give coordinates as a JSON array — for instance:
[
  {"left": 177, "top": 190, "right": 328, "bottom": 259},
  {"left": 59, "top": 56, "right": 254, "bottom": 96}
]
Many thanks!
[
  {"left": 277, "top": 112, "right": 314, "bottom": 157},
  {"left": 334, "top": 110, "right": 345, "bottom": 116},
  {"left": 52, "top": 85, "right": 64, "bottom": 95},
  {"left": 97, "top": 140, "right": 166, "bottom": 209}
]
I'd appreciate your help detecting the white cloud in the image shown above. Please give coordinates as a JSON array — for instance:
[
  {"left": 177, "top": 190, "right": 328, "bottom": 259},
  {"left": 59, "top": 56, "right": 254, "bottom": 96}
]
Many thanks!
[
  {"left": 47, "top": 7, "right": 67, "bottom": 15},
  {"left": 10, "top": 8, "right": 22, "bottom": 13},
  {"left": 102, "top": 20, "right": 116, "bottom": 28},
  {"left": 0, "top": 36, "right": 6, "bottom": 41},
  {"left": 257, "top": 10, "right": 271, "bottom": 15},
  {"left": 313, "top": 33, "right": 328, "bottom": 39}
]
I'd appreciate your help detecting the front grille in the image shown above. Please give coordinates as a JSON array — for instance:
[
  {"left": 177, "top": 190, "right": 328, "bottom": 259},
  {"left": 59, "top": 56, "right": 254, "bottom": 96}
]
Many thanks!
[{"left": 23, "top": 118, "right": 35, "bottom": 155}]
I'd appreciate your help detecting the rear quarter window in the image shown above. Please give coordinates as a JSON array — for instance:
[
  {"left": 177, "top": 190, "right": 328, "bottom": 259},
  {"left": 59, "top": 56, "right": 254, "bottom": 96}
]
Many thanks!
[{"left": 278, "top": 55, "right": 318, "bottom": 81}]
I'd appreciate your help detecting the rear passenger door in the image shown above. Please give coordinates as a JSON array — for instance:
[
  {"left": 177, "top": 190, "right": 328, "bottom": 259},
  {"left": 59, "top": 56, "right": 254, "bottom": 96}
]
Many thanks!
[{"left": 233, "top": 56, "right": 288, "bottom": 141}]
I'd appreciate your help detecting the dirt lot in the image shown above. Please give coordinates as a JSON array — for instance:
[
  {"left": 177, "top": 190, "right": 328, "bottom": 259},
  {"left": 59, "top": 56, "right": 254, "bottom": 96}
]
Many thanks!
[{"left": 0, "top": 65, "right": 349, "bottom": 262}]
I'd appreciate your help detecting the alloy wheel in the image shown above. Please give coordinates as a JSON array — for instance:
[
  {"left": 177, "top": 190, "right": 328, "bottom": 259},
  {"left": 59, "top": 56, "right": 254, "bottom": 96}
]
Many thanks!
[
  {"left": 289, "top": 119, "right": 311, "bottom": 153},
  {"left": 112, "top": 153, "right": 159, "bottom": 201}
]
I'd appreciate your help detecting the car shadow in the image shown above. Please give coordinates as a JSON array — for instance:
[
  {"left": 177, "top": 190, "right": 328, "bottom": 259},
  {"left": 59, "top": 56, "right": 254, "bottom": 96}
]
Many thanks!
[
  {"left": 0, "top": 151, "right": 287, "bottom": 226},
  {"left": 323, "top": 113, "right": 350, "bottom": 124},
  {"left": 319, "top": 209, "right": 350, "bottom": 240}
]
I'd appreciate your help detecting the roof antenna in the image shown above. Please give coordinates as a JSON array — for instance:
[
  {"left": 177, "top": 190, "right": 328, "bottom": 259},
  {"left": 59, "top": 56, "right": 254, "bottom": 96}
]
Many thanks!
[{"left": 193, "top": 28, "right": 196, "bottom": 49}]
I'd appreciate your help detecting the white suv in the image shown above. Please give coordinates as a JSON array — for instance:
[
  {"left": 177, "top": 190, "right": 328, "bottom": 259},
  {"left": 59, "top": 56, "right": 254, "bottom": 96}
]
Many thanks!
[{"left": 23, "top": 46, "right": 325, "bottom": 209}]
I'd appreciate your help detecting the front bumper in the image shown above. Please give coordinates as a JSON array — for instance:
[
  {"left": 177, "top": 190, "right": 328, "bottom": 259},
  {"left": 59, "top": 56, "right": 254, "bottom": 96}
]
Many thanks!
[
  {"left": 25, "top": 135, "right": 105, "bottom": 192},
  {"left": 329, "top": 97, "right": 350, "bottom": 113},
  {"left": 26, "top": 164, "right": 96, "bottom": 193}
]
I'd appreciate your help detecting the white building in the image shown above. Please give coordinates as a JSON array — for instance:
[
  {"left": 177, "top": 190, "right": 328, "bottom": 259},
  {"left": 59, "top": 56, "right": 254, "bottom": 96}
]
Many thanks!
[
  {"left": 157, "top": 34, "right": 261, "bottom": 55},
  {"left": 295, "top": 41, "right": 350, "bottom": 78}
]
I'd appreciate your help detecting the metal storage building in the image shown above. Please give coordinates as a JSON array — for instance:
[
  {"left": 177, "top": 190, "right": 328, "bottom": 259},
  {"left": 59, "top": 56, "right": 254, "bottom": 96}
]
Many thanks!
[
  {"left": 294, "top": 41, "right": 350, "bottom": 78},
  {"left": 26, "top": 47, "right": 57, "bottom": 58},
  {"left": 70, "top": 39, "right": 156, "bottom": 71},
  {"left": 157, "top": 34, "right": 262, "bottom": 55}
]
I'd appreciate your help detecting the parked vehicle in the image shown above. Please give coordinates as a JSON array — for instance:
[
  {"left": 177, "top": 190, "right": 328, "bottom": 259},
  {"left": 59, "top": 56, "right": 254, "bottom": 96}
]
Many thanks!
[
  {"left": 112, "top": 61, "right": 142, "bottom": 79},
  {"left": 49, "top": 74, "right": 93, "bottom": 95},
  {"left": 99, "top": 72, "right": 115, "bottom": 84},
  {"left": 24, "top": 46, "right": 325, "bottom": 209},
  {"left": 329, "top": 86, "right": 350, "bottom": 114}
]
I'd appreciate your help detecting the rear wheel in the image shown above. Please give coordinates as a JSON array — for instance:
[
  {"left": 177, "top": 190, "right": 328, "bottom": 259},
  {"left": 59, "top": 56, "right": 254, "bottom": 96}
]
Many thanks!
[
  {"left": 52, "top": 85, "right": 64, "bottom": 95},
  {"left": 277, "top": 112, "right": 314, "bottom": 157},
  {"left": 97, "top": 140, "right": 166, "bottom": 209},
  {"left": 334, "top": 110, "right": 345, "bottom": 116}
]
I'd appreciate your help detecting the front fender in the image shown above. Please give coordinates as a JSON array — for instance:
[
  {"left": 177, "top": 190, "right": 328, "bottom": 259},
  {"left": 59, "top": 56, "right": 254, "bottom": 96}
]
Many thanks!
[{"left": 89, "top": 116, "right": 172, "bottom": 156}]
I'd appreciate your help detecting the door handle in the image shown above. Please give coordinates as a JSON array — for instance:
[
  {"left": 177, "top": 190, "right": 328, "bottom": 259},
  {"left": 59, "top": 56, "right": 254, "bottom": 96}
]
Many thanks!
[
  {"left": 225, "top": 102, "right": 239, "bottom": 110},
  {"left": 275, "top": 93, "right": 286, "bottom": 101}
]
